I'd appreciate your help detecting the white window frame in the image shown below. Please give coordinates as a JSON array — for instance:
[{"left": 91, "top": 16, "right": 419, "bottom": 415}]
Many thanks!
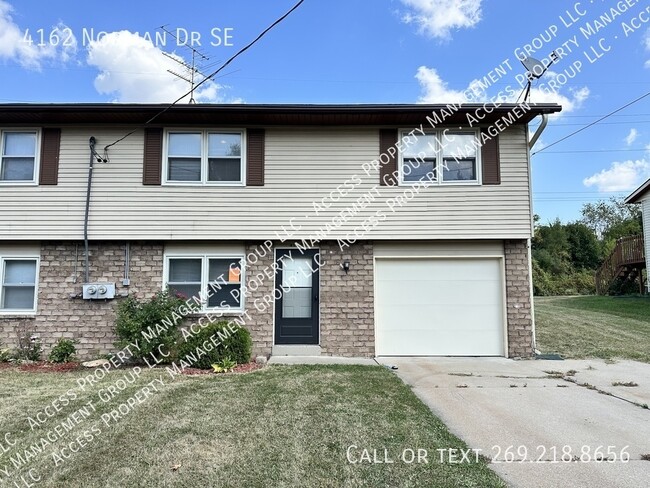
[
  {"left": 162, "top": 129, "right": 246, "bottom": 186},
  {"left": 0, "top": 256, "right": 39, "bottom": 315},
  {"left": 398, "top": 129, "right": 481, "bottom": 186},
  {"left": 163, "top": 254, "right": 246, "bottom": 313},
  {"left": 0, "top": 129, "right": 41, "bottom": 185}
]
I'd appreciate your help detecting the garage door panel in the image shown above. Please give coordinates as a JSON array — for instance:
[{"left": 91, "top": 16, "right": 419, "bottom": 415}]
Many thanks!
[
  {"left": 377, "top": 279, "right": 500, "bottom": 307},
  {"left": 375, "top": 257, "right": 505, "bottom": 356},
  {"left": 379, "top": 305, "right": 501, "bottom": 328},
  {"left": 379, "top": 329, "right": 503, "bottom": 356}
]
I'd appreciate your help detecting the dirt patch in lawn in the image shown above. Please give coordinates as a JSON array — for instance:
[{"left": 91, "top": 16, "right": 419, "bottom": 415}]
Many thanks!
[{"left": 0, "top": 361, "right": 82, "bottom": 373}]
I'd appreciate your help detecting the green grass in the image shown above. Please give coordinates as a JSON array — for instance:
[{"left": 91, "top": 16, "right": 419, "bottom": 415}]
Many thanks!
[
  {"left": 535, "top": 296, "right": 650, "bottom": 363},
  {"left": 0, "top": 365, "right": 504, "bottom": 488}
]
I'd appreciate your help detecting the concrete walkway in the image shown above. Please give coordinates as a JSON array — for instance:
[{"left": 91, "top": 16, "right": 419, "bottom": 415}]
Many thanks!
[
  {"left": 376, "top": 357, "right": 650, "bottom": 488},
  {"left": 268, "top": 355, "right": 377, "bottom": 366}
]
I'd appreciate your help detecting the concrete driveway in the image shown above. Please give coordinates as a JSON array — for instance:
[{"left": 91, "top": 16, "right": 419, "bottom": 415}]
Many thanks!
[{"left": 377, "top": 357, "right": 650, "bottom": 488}]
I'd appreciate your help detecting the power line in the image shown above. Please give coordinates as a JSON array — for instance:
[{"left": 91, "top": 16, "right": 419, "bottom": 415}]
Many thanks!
[
  {"left": 534, "top": 148, "right": 648, "bottom": 155},
  {"left": 531, "top": 120, "right": 650, "bottom": 127},
  {"left": 103, "top": 0, "right": 305, "bottom": 153},
  {"left": 531, "top": 91, "right": 650, "bottom": 156}
]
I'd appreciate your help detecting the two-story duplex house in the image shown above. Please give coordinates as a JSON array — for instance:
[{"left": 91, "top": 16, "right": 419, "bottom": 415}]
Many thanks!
[{"left": 0, "top": 103, "right": 560, "bottom": 359}]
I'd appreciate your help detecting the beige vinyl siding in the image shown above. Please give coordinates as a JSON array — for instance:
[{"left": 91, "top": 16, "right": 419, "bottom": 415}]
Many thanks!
[
  {"left": 641, "top": 198, "right": 650, "bottom": 292},
  {"left": 0, "top": 126, "right": 532, "bottom": 240}
]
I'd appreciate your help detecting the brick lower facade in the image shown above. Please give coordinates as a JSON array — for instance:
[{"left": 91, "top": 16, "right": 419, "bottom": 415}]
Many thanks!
[
  {"left": 504, "top": 239, "right": 535, "bottom": 358},
  {"left": 0, "top": 239, "right": 534, "bottom": 360},
  {"left": 0, "top": 242, "right": 163, "bottom": 358}
]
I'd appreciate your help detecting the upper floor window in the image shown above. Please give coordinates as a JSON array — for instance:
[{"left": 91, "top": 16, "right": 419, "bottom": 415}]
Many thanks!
[
  {"left": 0, "top": 130, "right": 38, "bottom": 183},
  {"left": 399, "top": 130, "right": 479, "bottom": 186},
  {"left": 164, "top": 130, "right": 245, "bottom": 185},
  {"left": 0, "top": 257, "right": 38, "bottom": 313}
]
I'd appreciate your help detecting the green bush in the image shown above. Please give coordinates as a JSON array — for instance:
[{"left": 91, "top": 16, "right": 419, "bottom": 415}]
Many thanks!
[
  {"left": 533, "top": 261, "right": 595, "bottom": 296},
  {"left": 115, "top": 291, "right": 189, "bottom": 364},
  {"left": 179, "top": 320, "right": 251, "bottom": 370},
  {"left": 48, "top": 338, "right": 77, "bottom": 363}
]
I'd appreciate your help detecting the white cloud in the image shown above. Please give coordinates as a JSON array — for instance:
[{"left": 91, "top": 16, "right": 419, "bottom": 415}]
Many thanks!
[
  {"left": 645, "top": 29, "right": 650, "bottom": 68},
  {"left": 400, "top": 0, "right": 482, "bottom": 39},
  {"left": 625, "top": 128, "right": 638, "bottom": 146},
  {"left": 0, "top": 0, "right": 76, "bottom": 69},
  {"left": 583, "top": 159, "right": 650, "bottom": 192},
  {"left": 415, "top": 66, "right": 589, "bottom": 113},
  {"left": 414, "top": 66, "right": 467, "bottom": 103},
  {"left": 86, "top": 31, "right": 228, "bottom": 103}
]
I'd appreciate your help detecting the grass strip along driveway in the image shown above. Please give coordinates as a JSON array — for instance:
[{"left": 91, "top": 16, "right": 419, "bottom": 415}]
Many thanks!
[
  {"left": 535, "top": 296, "right": 650, "bottom": 363},
  {"left": 0, "top": 365, "right": 503, "bottom": 488}
]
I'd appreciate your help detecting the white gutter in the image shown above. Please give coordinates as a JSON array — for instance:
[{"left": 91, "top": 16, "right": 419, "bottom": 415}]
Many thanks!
[{"left": 528, "top": 114, "right": 549, "bottom": 149}]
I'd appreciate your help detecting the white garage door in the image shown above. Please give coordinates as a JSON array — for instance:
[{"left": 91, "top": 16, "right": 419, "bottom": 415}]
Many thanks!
[{"left": 375, "top": 258, "right": 505, "bottom": 356}]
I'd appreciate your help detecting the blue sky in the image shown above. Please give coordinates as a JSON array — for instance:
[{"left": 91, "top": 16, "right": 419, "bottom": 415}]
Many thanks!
[{"left": 1, "top": 0, "right": 649, "bottom": 223}]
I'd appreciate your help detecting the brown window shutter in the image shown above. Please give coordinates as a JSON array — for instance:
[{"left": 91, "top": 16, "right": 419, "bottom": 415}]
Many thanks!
[
  {"left": 143, "top": 128, "right": 163, "bottom": 185},
  {"left": 246, "top": 129, "right": 265, "bottom": 186},
  {"left": 39, "top": 128, "right": 61, "bottom": 185},
  {"left": 481, "top": 130, "right": 500, "bottom": 185},
  {"left": 379, "top": 129, "right": 398, "bottom": 186}
]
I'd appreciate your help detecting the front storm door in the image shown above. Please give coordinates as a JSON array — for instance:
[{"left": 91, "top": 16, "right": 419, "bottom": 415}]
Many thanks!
[{"left": 275, "top": 249, "right": 319, "bottom": 345}]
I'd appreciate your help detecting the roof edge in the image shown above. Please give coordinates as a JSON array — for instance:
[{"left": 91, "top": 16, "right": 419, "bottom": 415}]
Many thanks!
[{"left": 625, "top": 178, "right": 650, "bottom": 204}]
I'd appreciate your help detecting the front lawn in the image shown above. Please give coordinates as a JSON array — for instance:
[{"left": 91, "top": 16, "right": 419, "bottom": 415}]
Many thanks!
[
  {"left": 535, "top": 296, "right": 650, "bottom": 362},
  {"left": 0, "top": 365, "right": 503, "bottom": 488}
]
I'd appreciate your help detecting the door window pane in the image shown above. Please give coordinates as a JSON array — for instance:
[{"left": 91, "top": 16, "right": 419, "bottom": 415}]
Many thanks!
[
  {"left": 281, "top": 256, "right": 312, "bottom": 318},
  {"left": 281, "top": 257, "right": 312, "bottom": 287},
  {"left": 282, "top": 288, "right": 311, "bottom": 318}
]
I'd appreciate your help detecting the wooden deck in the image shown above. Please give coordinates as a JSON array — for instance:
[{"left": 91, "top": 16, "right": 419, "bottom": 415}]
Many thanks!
[{"left": 595, "top": 235, "right": 646, "bottom": 295}]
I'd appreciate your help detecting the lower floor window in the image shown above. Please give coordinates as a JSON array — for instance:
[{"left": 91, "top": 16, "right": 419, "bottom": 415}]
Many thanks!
[
  {"left": 0, "top": 258, "right": 38, "bottom": 312},
  {"left": 165, "top": 255, "right": 244, "bottom": 311}
]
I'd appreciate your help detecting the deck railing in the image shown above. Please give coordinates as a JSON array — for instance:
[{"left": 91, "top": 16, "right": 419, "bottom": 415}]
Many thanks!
[{"left": 595, "top": 235, "right": 645, "bottom": 294}]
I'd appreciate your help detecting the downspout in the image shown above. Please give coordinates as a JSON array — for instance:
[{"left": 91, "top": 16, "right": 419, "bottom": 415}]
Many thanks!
[
  {"left": 84, "top": 136, "right": 108, "bottom": 283},
  {"left": 528, "top": 114, "right": 548, "bottom": 150},
  {"left": 527, "top": 114, "right": 549, "bottom": 355},
  {"left": 84, "top": 136, "right": 102, "bottom": 284}
]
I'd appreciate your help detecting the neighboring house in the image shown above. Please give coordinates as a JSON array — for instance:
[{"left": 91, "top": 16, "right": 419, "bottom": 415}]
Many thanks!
[
  {"left": 0, "top": 103, "right": 560, "bottom": 359},
  {"left": 625, "top": 178, "right": 650, "bottom": 292}
]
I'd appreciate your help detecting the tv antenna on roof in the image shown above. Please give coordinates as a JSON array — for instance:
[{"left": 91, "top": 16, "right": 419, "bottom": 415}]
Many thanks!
[
  {"left": 159, "top": 25, "right": 211, "bottom": 104},
  {"left": 517, "top": 51, "right": 559, "bottom": 103}
]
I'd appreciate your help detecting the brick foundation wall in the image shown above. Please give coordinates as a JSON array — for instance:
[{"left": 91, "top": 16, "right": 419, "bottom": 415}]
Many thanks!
[
  {"left": 242, "top": 242, "right": 274, "bottom": 358},
  {"left": 0, "top": 242, "right": 163, "bottom": 359},
  {"left": 504, "top": 239, "right": 535, "bottom": 358},
  {"left": 319, "top": 241, "right": 374, "bottom": 357},
  {"left": 1, "top": 239, "right": 532, "bottom": 360}
]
